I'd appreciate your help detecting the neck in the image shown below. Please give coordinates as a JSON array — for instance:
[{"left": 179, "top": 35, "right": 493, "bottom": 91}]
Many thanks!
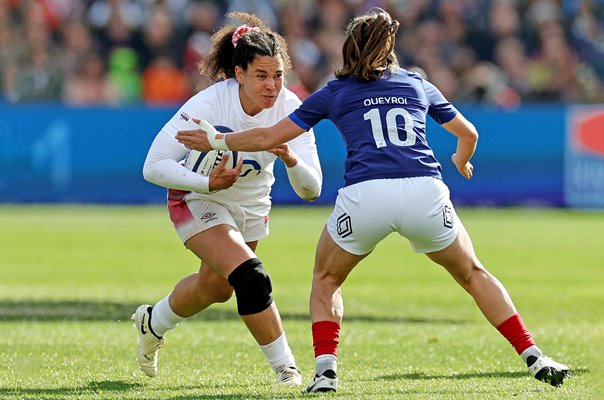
[{"left": 238, "top": 86, "right": 262, "bottom": 116}]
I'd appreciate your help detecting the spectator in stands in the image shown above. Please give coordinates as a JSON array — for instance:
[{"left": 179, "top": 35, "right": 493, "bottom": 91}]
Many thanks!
[
  {"left": 62, "top": 52, "right": 119, "bottom": 105},
  {"left": 141, "top": 54, "right": 189, "bottom": 104},
  {"left": 107, "top": 47, "right": 141, "bottom": 103},
  {"left": 0, "top": 0, "right": 602, "bottom": 105}
]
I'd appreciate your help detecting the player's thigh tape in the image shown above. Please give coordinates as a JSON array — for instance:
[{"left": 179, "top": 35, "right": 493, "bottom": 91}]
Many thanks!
[{"left": 227, "top": 258, "right": 273, "bottom": 315}]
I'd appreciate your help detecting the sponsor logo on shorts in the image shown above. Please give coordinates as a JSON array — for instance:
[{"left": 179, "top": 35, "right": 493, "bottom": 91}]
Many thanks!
[
  {"left": 443, "top": 205, "right": 454, "bottom": 228},
  {"left": 264, "top": 215, "right": 269, "bottom": 228},
  {"left": 180, "top": 112, "right": 190, "bottom": 121},
  {"left": 200, "top": 212, "right": 217, "bottom": 223},
  {"left": 336, "top": 213, "right": 353, "bottom": 238}
]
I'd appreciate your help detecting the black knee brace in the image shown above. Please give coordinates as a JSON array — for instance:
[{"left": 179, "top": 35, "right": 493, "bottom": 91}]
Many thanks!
[{"left": 227, "top": 258, "right": 273, "bottom": 315}]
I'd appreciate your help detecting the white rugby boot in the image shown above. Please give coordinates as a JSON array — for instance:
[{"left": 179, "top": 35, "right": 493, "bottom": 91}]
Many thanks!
[
  {"left": 527, "top": 355, "right": 570, "bottom": 387},
  {"left": 276, "top": 365, "right": 302, "bottom": 386},
  {"left": 131, "top": 304, "right": 165, "bottom": 377},
  {"left": 305, "top": 369, "right": 338, "bottom": 393}
]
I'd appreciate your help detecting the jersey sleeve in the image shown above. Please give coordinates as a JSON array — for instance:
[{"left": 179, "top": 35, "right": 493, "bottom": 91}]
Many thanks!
[
  {"left": 142, "top": 130, "right": 210, "bottom": 193},
  {"left": 289, "top": 85, "right": 332, "bottom": 130},
  {"left": 423, "top": 80, "right": 458, "bottom": 125},
  {"left": 162, "top": 88, "right": 217, "bottom": 138},
  {"left": 285, "top": 128, "right": 323, "bottom": 201}
]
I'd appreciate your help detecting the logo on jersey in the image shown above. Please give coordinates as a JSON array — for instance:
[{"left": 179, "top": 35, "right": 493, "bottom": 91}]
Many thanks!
[
  {"left": 336, "top": 213, "right": 353, "bottom": 238},
  {"left": 442, "top": 205, "right": 454, "bottom": 229},
  {"left": 201, "top": 212, "right": 217, "bottom": 223},
  {"left": 180, "top": 112, "right": 190, "bottom": 121}
]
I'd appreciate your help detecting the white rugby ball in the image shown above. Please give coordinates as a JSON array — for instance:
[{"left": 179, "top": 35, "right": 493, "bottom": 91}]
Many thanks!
[{"left": 184, "top": 149, "right": 239, "bottom": 176}]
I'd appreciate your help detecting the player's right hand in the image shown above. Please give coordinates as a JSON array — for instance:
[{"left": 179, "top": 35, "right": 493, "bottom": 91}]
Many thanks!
[{"left": 208, "top": 152, "right": 244, "bottom": 191}]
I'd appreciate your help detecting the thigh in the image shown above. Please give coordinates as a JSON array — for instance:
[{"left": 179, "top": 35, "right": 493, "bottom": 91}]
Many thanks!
[
  {"left": 196, "top": 239, "right": 258, "bottom": 289},
  {"left": 315, "top": 226, "right": 368, "bottom": 285},
  {"left": 186, "top": 224, "right": 257, "bottom": 278},
  {"left": 168, "top": 191, "right": 239, "bottom": 244},
  {"left": 425, "top": 223, "right": 479, "bottom": 280}
]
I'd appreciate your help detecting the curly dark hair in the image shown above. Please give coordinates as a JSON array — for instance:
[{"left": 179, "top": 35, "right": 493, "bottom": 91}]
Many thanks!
[
  {"left": 335, "top": 8, "right": 399, "bottom": 80},
  {"left": 199, "top": 12, "right": 292, "bottom": 82}
]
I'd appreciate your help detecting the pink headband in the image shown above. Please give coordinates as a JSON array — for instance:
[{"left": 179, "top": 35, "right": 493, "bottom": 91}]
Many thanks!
[{"left": 232, "top": 25, "right": 261, "bottom": 47}]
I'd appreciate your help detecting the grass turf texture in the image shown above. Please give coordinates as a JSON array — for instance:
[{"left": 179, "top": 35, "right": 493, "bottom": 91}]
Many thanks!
[{"left": 0, "top": 205, "right": 601, "bottom": 399}]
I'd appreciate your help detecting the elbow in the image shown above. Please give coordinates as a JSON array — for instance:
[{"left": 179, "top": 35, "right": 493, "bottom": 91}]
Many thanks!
[
  {"left": 465, "top": 124, "right": 479, "bottom": 145},
  {"left": 142, "top": 160, "right": 158, "bottom": 184},
  {"left": 471, "top": 126, "right": 479, "bottom": 143},
  {"left": 470, "top": 122, "right": 479, "bottom": 140},
  {"left": 304, "top": 191, "right": 321, "bottom": 203},
  {"left": 303, "top": 185, "right": 322, "bottom": 202}
]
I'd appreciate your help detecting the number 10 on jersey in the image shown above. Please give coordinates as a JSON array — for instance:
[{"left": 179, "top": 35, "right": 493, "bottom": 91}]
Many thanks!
[{"left": 363, "top": 107, "right": 417, "bottom": 148}]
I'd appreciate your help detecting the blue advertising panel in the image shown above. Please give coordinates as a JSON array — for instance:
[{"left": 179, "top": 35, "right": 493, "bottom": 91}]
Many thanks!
[{"left": 0, "top": 103, "right": 568, "bottom": 206}]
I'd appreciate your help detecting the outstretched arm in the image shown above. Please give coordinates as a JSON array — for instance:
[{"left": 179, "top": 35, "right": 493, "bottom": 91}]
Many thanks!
[
  {"left": 176, "top": 117, "right": 306, "bottom": 152},
  {"left": 441, "top": 113, "right": 478, "bottom": 179},
  {"left": 228, "top": 117, "right": 306, "bottom": 150}
]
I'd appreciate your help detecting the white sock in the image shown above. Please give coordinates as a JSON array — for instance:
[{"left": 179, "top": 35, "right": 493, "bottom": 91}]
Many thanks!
[
  {"left": 150, "top": 295, "right": 185, "bottom": 337},
  {"left": 315, "top": 354, "right": 337, "bottom": 375},
  {"left": 259, "top": 333, "right": 296, "bottom": 371},
  {"left": 520, "top": 345, "right": 543, "bottom": 363}
]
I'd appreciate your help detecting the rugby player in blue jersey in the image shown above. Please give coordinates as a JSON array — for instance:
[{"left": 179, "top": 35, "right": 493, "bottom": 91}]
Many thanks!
[{"left": 177, "top": 8, "right": 570, "bottom": 393}]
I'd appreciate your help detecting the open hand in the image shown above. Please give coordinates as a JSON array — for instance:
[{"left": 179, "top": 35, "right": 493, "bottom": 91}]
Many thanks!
[
  {"left": 209, "top": 152, "right": 244, "bottom": 191},
  {"left": 176, "top": 117, "right": 213, "bottom": 152}
]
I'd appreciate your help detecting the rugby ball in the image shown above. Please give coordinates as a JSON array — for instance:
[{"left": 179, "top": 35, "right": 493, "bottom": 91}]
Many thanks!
[{"left": 184, "top": 149, "right": 239, "bottom": 176}]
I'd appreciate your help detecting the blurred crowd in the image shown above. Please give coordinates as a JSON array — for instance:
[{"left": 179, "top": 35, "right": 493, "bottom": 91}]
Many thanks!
[{"left": 1, "top": 0, "right": 603, "bottom": 107}]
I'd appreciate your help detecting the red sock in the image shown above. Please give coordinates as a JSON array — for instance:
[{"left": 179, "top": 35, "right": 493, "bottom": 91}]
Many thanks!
[
  {"left": 312, "top": 321, "right": 340, "bottom": 357},
  {"left": 496, "top": 314, "right": 535, "bottom": 355}
]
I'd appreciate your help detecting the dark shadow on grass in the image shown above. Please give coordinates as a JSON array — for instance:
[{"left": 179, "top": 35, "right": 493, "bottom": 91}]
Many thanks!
[
  {"left": 380, "top": 371, "right": 528, "bottom": 380},
  {"left": 0, "top": 380, "right": 142, "bottom": 398},
  {"left": 0, "top": 300, "right": 470, "bottom": 325},
  {"left": 378, "top": 367, "right": 588, "bottom": 381}
]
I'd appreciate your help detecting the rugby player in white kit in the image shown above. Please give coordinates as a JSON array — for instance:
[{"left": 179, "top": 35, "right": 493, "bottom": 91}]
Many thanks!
[{"left": 132, "top": 12, "right": 322, "bottom": 386}]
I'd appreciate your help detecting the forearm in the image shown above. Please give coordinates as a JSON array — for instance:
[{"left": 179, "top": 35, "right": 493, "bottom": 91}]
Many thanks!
[
  {"left": 286, "top": 156, "right": 322, "bottom": 201},
  {"left": 224, "top": 127, "right": 277, "bottom": 151},
  {"left": 454, "top": 136, "right": 477, "bottom": 166},
  {"left": 143, "top": 130, "right": 210, "bottom": 193},
  {"left": 143, "top": 158, "right": 210, "bottom": 193}
]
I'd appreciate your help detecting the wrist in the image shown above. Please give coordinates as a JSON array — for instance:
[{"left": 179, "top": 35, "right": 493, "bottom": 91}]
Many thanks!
[
  {"left": 198, "top": 119, "right": 229, "bottom": 150},
  {"left": 283, "top": 156, "right": 298, "bottom": 168},
  {"left": 209, "top": 133, "right": 229, "bottom": 150}
]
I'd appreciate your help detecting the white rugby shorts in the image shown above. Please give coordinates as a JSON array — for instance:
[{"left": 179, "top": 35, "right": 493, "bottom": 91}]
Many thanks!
[
  {"left": 326, "top": 177, "right": 460, "bottom": 255},
  {"left": 167, "top": 189, "right": 269, "bottom": 244}
]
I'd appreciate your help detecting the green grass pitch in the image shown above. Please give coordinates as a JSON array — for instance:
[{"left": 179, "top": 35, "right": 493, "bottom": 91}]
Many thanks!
[{"left": 0, "top": 205, "right": 602, "bottom": 399}]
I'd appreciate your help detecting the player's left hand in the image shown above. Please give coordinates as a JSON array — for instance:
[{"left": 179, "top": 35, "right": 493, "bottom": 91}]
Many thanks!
[
  {"left": 267, "top": 144, "right": 298, "bottom": 168},
  {"left": 451, "top": 153, "right": 473, "bottom": 179},
  {"left": 176, "top": 117, "right": 213, "bottom": 152}
]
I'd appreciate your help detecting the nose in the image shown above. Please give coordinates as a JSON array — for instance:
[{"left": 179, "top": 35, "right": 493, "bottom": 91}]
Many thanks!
[{"left": 265, "top": 78, "right": 276, "bottom": 90}]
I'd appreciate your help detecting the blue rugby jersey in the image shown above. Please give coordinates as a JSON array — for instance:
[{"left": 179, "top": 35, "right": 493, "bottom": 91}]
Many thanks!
[{"left": 289, "top": 68, "right": 458, "bottom": 187}]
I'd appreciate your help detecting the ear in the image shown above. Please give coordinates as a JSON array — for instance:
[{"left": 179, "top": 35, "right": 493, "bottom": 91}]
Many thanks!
[{"left": 234, "top": 66, "right": 244, "bottom": 84}]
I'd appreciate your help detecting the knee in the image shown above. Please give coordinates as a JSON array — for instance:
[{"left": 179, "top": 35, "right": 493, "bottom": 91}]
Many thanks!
[
  {"left": 457, "top": 263, "right": 488, "bottom": 287},
  {"left": 207, "top": 285, "right": 233, "bottom": 304},
  {"left": 228, "top": 258, "right": 273, "bottom": 315},
  {"left": 193, "top": 275, "right": 233, "bottom": 304}
]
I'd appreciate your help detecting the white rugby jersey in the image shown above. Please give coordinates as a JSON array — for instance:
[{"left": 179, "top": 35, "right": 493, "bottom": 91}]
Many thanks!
[{"left": 144, "top": 78, "right": 322, "bottom": 212}]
